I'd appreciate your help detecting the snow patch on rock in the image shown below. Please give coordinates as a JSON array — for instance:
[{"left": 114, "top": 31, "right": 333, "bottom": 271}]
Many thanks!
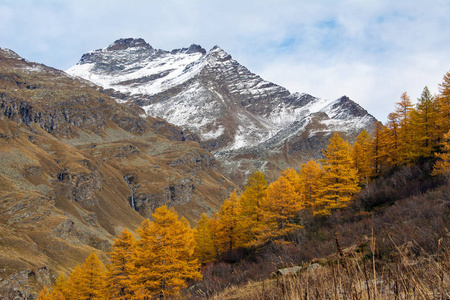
[{"left": 67, "top": 38, "right": 377, "bottom": 162}]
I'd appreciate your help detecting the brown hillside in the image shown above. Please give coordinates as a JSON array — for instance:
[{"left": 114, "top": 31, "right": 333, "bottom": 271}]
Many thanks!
[{"left": 0, "top": 48, "right": 236, "bottom": 298}]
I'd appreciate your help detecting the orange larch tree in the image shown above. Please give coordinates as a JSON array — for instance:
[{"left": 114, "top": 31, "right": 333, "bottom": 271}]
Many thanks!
[
  {"left": 65, "top": 253, "right": 106, "bottom": 300},
  {"left": 207, "top": 213, "right": 221, "bottom": 258},
  {"left": 279, "top": 168, "right": 302, "bottom": 195},
  {"left": 412, "top": 86, "right": 439, "bottom": 158},
  {"left": 238, "top": 171, "right": 267, "bottom": 246},
  {"left": 316, "top": 133, "right": 360, "bottom": 216},
  {"left": 37, "top": 286, "right": 51, "bottom": 300},
  {"left": 432, "top": 130, "right": 450, "bottom": 182},
  {"left": 193, "top": 213, "right": 217, "bottom": 264},
  {"left": 371, "top": 121, "right": 390, "bottom": 176},
  {"left": 385, "top": 112, "right": 400, "bottom": 166},
  {"left": 351, "top": 129, "right": 372, "bottom": 185},
  {"left": 438, "top": 71, "right": 450, "bottom": 135},
  {"left": 299, "top": 159, "right": 322, "bottom": 209},
  {"left": 37, "top": 286, "right": 66, "bottom": 300},
  {"left": 50, "top": 273, "right": 69, "bottom": 299},
  {"left": 214, "top": 191, "right": 243, "bottom": 255},
  {"left": 106, "top": 228, "right": 137, "bottom": 299},
  {"left": 395, "top": 92, "right": 416, "bottom": 164},
  {"left": 133, "top": 206, "right": 201, "bottom": 298},
  {"left": 258, "top": 176, "right": 303, "bottom": 242}
]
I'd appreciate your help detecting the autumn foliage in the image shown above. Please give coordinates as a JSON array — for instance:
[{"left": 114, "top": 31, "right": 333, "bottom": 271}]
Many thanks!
[
  {"left": 39, "top": 70, "right": 450, "bottom": 298},
  {"left": 193, "top": 132, "right": 362, "bottom": 259},
  {"left": 40, "top": 206, "right": 200, "bottom": 299},
  {"left": 192, "top": 71, "right": 450, "bottom": 262},
  {"left": 106, "top": 228, "right": 136, "bottom": 299},
  {"left": 133, "top": 206, "right": 201, "bottom": 298},
  {"left": 316, "top": 133, "right": 360, "bottom": 216}
]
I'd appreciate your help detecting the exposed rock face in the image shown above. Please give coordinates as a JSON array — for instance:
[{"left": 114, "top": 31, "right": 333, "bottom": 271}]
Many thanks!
[
  {"left": 58, "top": 167, "right": 103, "bottom": 205},
  {"left": 0, "top": 47, "right": 236, "bottom": 296},
  {"left": 67, "top": 38, "right": 377, "bottom": 182},
  {"left": 0, "top": 267, "right": 50, "bottom": 300},
  {"left": 105, "top": 38, "right": 152, "bottom": 51},
  {"left": 134, "top": 177, "right": 196, "bottom": 216}
]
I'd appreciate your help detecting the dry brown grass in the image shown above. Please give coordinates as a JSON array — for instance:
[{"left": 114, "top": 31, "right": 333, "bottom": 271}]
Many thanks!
[
  {"left": 190, "top": 175, "right": 450, "bottom": 300},
  {"left": 202, "top": 237, "right": 450, "bottom": 300},
  {"left": 0, "top": 56, "right": 242, "bottom": 298}
]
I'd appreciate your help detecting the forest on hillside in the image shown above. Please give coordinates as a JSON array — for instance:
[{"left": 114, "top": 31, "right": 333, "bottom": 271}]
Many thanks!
[{"left": 37, "top": 72, "right": 450, "bottom": 299}]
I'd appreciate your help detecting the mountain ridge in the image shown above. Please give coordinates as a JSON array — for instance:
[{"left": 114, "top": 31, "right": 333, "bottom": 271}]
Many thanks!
[{"left": 67, "top": 38, "right": 377, "bottom": 183}]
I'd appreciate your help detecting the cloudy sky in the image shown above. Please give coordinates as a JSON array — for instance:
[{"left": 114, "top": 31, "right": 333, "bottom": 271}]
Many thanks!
[{"left": 1, "top": 0, "right": 450, "bottom": 121}]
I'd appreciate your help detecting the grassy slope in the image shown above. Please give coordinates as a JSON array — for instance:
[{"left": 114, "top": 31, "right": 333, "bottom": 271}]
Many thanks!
[{"left": 0, "top": 49, "right": 237, "bottom": 298}]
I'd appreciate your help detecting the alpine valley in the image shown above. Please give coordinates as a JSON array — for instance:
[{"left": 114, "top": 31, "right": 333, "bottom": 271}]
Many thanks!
[{"left": 0, "top": 38, "right": 376, "bottom": 298}]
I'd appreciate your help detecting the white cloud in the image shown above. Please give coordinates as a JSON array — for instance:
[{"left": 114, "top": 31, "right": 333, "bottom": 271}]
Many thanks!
[{"left": 1, "top": 0, "right": 450, "bottom": 121}]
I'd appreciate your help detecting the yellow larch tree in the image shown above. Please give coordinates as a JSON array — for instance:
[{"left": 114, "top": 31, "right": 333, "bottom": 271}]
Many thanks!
[
  {"left": 65, "top": 265, "right": 83, "bottom": 299},
  {"left": 298, "top": 159, "right": 322, "bottom": 209},
  {"left": 351, "top": 130, "right": 372, "bottom": 185},
  {"left": 395, "top": 92, "right": 416, "bottom": 164},
  {"left": 433, "top": 130, "right": 450, "bottom": 181},
  {"left": 51, "top": 273, "right": 69, "bottom": 300},
  {"left": 132, "top": 206, "right": 201, "bottom": 298},
  {"left": 385, "top": 112, "right": 400, "bottom": 165},
  {"left": 81, "top": 253, "right": 106, "bottom": 300},
  {"left": 207, "top": 213, "right": 221, "bottom": 258},
  {"left": 214, "top": 191, "right": 243, "bottom": 255},
  {"left": 279, "top": 168, "right": 302, "bottom": 195},
  {"left": 258, "top": 176, "right": 303, "bottom": 242},
  {"left": 65, "top": 253, "right": 106, "bottom": 300},
  {"left": 238, "top": 171, "right": 267, "bottom": 246},
  {"left": 438, "top": 71, "right": 450, "bottom": 135},
  {"left": 50, "top": 291, "right": 65, "bottom": 300},
  {"left": 105, "top": 228, "right": 136, "bottom": 299},
  {"left": 193, "top": 213, "right": 217, "bottom": 264},
  {"left": 316, "top": 133, "right": 360, "bottom": 216},
  {"left": 37, "top": 287, "right": 66, "bottom": 300},
  {"left": 412, "top": 86, "right": 439, "bottom": 158},
  {"left": 37, "top": 286, "right": 51, "bottom": 300},
  {"left": 131, "top": 218, "right": 156, "bottom": 297},
  {"left": 371, "top": 121, "right": 390, "bottom": 176}
]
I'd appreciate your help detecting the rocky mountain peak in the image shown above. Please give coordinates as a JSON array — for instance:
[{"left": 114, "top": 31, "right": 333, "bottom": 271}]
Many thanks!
[
  {"left": 325, "top": 95, "right": 373, "bottom": 119},
  {"left": 106, "top": 38, "right": 153, "bottom": 51},
  {"left": 77, "top": 38, "right": 157, "bottom": 66},
  {"left": 0, "top": 47, "right": 21, "bottom": 60},
  {"left": 171, "top": 44, "right": 206, "bottom": 55},
  {"left": 67, "top": 39, "right": 377, "bottom": 183},
  {"left": 208, "top": 45, "right": 232, "bottom": 61}
]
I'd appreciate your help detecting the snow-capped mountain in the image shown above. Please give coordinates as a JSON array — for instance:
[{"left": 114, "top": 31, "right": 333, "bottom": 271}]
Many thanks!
[{"left": 68, "top": 38, "right": 377, "bottom": 182}]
